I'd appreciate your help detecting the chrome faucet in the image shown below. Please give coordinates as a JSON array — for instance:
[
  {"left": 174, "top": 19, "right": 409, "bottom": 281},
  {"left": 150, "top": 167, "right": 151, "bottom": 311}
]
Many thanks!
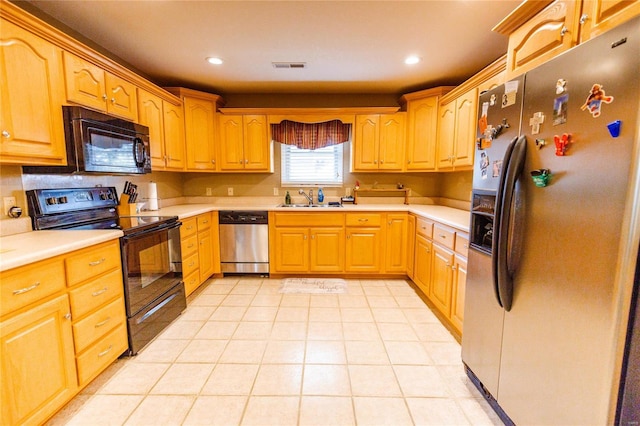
[{"left": 299, "top": 188, "right": 313, "bottom": 205}]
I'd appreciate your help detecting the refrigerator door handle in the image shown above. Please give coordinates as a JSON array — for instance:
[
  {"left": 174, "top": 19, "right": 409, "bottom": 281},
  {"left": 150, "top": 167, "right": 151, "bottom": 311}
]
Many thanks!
[{"left": 494, "top": 135, "right": 527, "bottom": 312}]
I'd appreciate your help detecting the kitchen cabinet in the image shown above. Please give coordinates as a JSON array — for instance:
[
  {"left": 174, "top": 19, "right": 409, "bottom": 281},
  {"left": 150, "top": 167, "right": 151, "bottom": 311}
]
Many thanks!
[
  {"left": 437, "top": 88, "right": 477, "bottom": 170},
  {"left": 162, "top": 101, "right": 186, "bottom": 170},
  {"left": 0, "top": 19, "right": 67, "bottom": 166},
  {"left": 579, "top": 0, "right": 640, "bottom": 42},
  {"left": 180, "top": 213, "right": 220, "bottom": 296},
  {"left": 345, "top": 213, "right": 382, "bottom": 273},
  {"left": 218, "top": 114, "right": 271, "bottom": 171},
  {"left": 406, "top": 214, "right": 416, "bottom": 279},
  {"left": 384, "top": 213, "right": 408, "bottom": 273},
  {"left": 430, "top": 243, "right": 455, "bottom": 316},
  {"left": 0, "top": 239, "right": 126, "bottom": 425},
  {"left": 166, "top": 88, "right": 224, "bottom": 172},
  {"left": 451, "top": 254, "right": 467, "bottom": 334},
  {"left": 63, "top": 52, "right": 138, "bottom": 121},
  {"left": 271, "top": 213, "right": 344, "bottom": 273},
  {"left": 352, "top": 113, "right": 405, "bottom": 172}
]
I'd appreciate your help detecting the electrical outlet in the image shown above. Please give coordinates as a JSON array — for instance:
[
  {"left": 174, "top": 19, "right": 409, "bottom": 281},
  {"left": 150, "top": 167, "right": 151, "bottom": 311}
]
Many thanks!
[
  {"left": 3, "top": 196, "right": 16, "bottom": 216},
  {"left": 345, "top": 187, "right": 352, "bottom": 196},
  {"left": 206, "top": 187, "right": 212, "bottom": 196},
  {"left": 227, "top": 187, "right": 234, "bottom": 196},
  {"left": 273, "top": 188, "right": 279, "bottom": 196}
]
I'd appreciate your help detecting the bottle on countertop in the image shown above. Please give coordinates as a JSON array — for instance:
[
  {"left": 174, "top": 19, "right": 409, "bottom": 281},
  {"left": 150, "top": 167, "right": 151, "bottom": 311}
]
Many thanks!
[
  {"left": 285, "top": 191, "right": 291, "bottom": 205},
  {"left": 317, "top": 188, "right": 324, "bottom": 203}
]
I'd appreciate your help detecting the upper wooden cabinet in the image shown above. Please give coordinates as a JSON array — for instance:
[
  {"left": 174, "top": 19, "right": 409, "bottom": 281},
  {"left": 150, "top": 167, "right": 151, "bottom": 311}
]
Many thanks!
[
  {"left": 0, "top": 19, "right": 67, "bottom": 166},
  {"left": 401, "top": 87, "right": 453, "bottom": 172},
  {"left": 63, "top": 52, "right": 138, "bottom": 121},
  {"left": 579, "top": 0, "right": 640, "bottom": 42},
  {"left": 437, "top": 88, "right": 477, "bottom": 171},
  {"left": 165, "top": 88, "right": 224, "bottom": 172},
  {"left": 162, "top": 101, "right": 186, "bottom": 170},
  {"left": 352, "top": 113, "right": 406, "bottom": 172},
  {"left": 218, "top": 114, "right": 271, "bottom": 171},
  {"left": 495, "top": 0, "right": 639, "bottom": 79}
]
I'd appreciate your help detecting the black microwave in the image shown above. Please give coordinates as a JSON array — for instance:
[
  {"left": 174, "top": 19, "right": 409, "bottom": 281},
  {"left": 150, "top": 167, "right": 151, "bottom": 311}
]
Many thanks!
[{"left": 23, "top": 106, "right": 151, "bottom": 175}]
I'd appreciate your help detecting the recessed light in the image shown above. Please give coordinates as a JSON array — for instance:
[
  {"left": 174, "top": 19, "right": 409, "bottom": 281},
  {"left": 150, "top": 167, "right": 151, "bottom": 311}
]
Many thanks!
[
  {"left": 404, "top": 55, "right": 421, "bottom": 65},
  {"left": 206, "top": 57, "right": 223, "bottom": 65}
]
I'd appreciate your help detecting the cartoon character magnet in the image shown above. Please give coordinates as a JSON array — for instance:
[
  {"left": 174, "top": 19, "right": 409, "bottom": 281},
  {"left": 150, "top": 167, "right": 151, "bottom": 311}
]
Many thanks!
[{"left": 581, "top": 84, "right": 614, "bottom": 118}]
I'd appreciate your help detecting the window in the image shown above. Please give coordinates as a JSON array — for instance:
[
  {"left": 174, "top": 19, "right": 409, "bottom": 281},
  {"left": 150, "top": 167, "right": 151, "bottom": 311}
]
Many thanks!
[{"left": 280, "top": 143, "right": 344, "bottom": 186}]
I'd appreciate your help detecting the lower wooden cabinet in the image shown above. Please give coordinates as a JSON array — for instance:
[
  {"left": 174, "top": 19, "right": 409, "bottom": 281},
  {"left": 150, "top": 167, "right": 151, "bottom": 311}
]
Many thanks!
[
  {"left": 413, "top": 234, "right": 433, "bottom": 296},
  {"left": 180, "top": 212, "right": 221, "bottom": 296},
  {"left": 451, "top": 254, "right": 467, "bottom": 333},
  {"left": 0, "top": 295, "right": 76, "bottom": 426},
  {"left": 345, "top": 227, "right": 382, "bottom": 272},
  {"left": 0, "top": 239, "right": 127, "bottom": 425}
]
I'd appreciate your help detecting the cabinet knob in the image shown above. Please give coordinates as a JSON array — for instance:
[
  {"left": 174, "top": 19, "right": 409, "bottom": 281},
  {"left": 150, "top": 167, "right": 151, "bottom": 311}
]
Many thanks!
[
  {"left": 1, "top": 130, "right": 10, "bottom": 139},
  {"left": 560, "top": 26, "right": 568, "bottom": 37},
  {"left": 380, "top": 160, "right": 384, "bottom": 164},
  {"left": 579, "top": 14, "right": 589, "bottom": 24},
  {"left": 374, "top": 160, "right": 378, "bottom": 164},
  {"left": 303, "top": 235, "right": 307, "bottom": 240},
  {"left": 407, "top": 160, "right": 411, "bottom": 164},
  {"left": 111, "top": 98, "right": 116, "bottom": 104},
  {"left": 311, "top": 234, "right": 315, "bottom": 239},
  {"left": 245, "top": 159, "right": 249, "bottom": 164},
  {"left": 211, "top": 160, "right": 216, "bottom": 164},
  {"left": 102, "top": 94, "right": 108, "bottom": 101},
  {"left": 64, "top": 313, "right": 72, "bottom": 320},
  {"left": 452, "top": 265, "right": 457, "bottom": 271}
]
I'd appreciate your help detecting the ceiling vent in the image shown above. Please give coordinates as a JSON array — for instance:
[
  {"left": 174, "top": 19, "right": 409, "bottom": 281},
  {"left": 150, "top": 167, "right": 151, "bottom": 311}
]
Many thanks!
[{"left": 272, "top": 62, "right": 306, "bottom": 69}]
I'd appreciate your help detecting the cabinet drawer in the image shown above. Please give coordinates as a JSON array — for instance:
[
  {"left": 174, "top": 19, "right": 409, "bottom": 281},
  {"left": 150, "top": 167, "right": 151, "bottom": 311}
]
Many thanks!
[
  {"left": 76, "top": 323, "right": 128, "bottom": 386},
  {"left": 1, "top": 258, "right": 66, "bottom": 316},
  {"left": 455, "top": 232, "right": 469, "bottom": 257},
  {"left": 274, "top": 213, "right": 344, "bottom": 227},
  {"left": 416, "top": 218, "right": 434, "bottom": 238},
  {"left": 345, "top": 213, "right": 381, "bottom": 227},
  {"left": 181, "top": 234, "right": 199, "bottom": 257},
  {"left": 181, "top": 217, "right": 198, "bottom": 238},
  {"left": 183, "top": 270, "right": 200, "bottom": 297},
  {"left": 73, "top": 297, "right": 125, "bottom": 353},
  {"left": 68, "top": 269, "right": 124, "bottom": 319},
  {"left": 197, "top": 213, "right": 212, "bottom": 231},
  {"left": 433, "top": 224, "right": 455, "bottom": 250},
  {"left": 66, "top": 242, "right": 121, "bottom": 287},
  {"left": 183, "top": 251, "right": 199, "bottom": 278}
]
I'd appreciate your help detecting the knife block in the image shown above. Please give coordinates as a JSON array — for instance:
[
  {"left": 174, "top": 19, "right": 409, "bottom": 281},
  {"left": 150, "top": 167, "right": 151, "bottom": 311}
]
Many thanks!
[{"left": 117, "top": 194, "right": 137, "bottom": 216}]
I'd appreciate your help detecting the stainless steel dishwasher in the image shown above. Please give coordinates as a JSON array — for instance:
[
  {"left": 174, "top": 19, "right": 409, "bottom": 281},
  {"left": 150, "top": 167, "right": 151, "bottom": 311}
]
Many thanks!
[{"left": 219, "top": 210, "right": 269, "bottom": 274}]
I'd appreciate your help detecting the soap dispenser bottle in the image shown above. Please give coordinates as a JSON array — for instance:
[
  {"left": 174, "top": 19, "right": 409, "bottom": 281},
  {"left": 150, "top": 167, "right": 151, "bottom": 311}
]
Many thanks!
[
  {"left": 317, "top": 188, "right": 324, "bottom": 203},
  {"left": 285, "top": 191, "right": 291, "bottom": 205}
]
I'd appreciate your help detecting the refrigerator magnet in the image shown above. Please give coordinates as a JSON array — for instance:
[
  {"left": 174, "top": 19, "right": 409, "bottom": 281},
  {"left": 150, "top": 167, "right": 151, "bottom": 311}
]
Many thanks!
[
  {"left": 581, "top": 84, "right": 614, "bottom": 117},
  {"left": 556, "top": 79, "right": 567, "bottom": 94},
  {"left": 607, "top": 120, "right": 622, "bottom": 138},
  {"left": 529, "top": 112, "right": 545, "bottom": 135},
  {"left": 553, "top": 94, "right": 569, "bottom": 125},
  {"left": 480, "top": 152, "right": 490, "bottom": 179}
]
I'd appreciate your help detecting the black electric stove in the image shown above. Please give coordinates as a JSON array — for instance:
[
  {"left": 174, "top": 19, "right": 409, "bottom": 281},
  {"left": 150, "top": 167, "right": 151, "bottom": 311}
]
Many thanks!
[{"left": 26, "top": 186, "right": 178, "bottom": 235}]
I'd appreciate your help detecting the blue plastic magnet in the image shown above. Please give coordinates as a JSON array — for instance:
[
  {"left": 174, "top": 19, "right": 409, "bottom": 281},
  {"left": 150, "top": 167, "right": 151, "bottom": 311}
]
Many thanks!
[{"left": 607, "top": 120, "right": 621, "bottom": 138}]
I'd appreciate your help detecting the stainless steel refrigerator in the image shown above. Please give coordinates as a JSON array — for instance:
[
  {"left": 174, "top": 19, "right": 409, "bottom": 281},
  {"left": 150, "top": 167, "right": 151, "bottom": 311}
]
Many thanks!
[{"left": 461, "top": 16, "right": 640, "bottom": 425}]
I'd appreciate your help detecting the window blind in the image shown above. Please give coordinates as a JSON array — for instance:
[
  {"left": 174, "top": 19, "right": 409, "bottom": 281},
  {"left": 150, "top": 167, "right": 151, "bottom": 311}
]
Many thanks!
[{"left": 280, "top": 143, "right": 343, "bottom": 186}]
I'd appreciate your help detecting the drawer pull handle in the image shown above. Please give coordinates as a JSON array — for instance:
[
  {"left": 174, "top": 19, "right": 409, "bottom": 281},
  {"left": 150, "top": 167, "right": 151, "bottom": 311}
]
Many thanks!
[
  {"left": 98, "top": 345, "right": 113, "bottom": 357},
  {"left": 464, "top": 244, "right": 469, "bottom": 249},
  {"left": 13, "top": 282, "right": 40, "bottom": 295},
  {"left": 92, "top": 287, "right": 108, "bottom": 297},
  {"left": 358, "top": 218, "right": 369, "bottom": 222},
  {"left": 187, "top": 243, "right": 194, "bottom": 249},
  {"left": 89, "top": 258, "right": 106, "bottom": 266},
  {"left": 202, "top": 220, "right": 209, "bottom": 224},
  {"left": 189, "top": 261, "right": 195, "bottom": 267},
  {"left": 438, "top": 234, "right": 446, "bottom": 239},
  {"left": 95, "top": 317, "right": 111, "bottom": 328}
]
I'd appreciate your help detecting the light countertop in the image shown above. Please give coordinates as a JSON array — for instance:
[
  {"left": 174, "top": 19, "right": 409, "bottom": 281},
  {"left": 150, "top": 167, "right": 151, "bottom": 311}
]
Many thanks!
[{"left": 0, "top": 229, "right": 123, "bottom": 272}]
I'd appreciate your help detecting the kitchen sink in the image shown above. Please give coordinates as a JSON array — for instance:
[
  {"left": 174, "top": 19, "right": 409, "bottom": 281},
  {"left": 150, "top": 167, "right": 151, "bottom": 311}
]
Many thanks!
[{"left": 277, "top": 203, "right": 342, "bottom": 208}]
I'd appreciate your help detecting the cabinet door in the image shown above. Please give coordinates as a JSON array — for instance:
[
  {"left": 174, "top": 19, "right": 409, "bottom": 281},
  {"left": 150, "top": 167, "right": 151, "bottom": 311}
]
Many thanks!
[
  {"left": 406, "top": 215, "right": 416, "bottom": 280},
  {"left": 184, "top": 97, "right": 217, "bottom": 171},
  {"left": 310, "top": 228, "right": 345, "bottom": 272},
  {"left": 198, "top": 226, "right": 215, "bottom": 283},
  {"left": 451, "top": 254, "right": 467, "bottom": 334},
  {"left": 414, "top": 235, "right": 432, "bottom": 297},
  {"left": 273, "top": 228, "right": 309, "bottom": 272},
  {"left": 452, "top": 88, "right": 477, "bottom": 169},
  {"left": 379, "top": 113, "right": 405, "bottom": 171},
  {"left": 62, "top": 52, "right": 106, "bottom": 112},
  {"left": 218, "top": 114, "right": 245, "bottom": 170},
  {"left": 406, "top": 96, "right": 439, "bottom": 171},
  {"left": 437, "top": 99, "right": 456, "bottom": 170},
  {"left": 0, "top": 296, "right": 76, "bottom": 426},
  {"left": 384, "top": 213, "right": 408, "bottom": 273},
  {"left": 105, "top": 73, "right": 137, "bottom": 121},
  {"left": 506, "top": 0, "right": 580, "bottom": 78},
  {"left": 345, "top": 228, "right": 381, "bottom": 272},
  {"left": 137, "top": 90, "right": 165, "bottom": 170},
  {"left": 243, "top": 115, "right": 270, "bottom": 170},
  {"left": 580, "top": 0, "right": 640, "bottom": 42},
  {"left": 353, "top": 115, "right": 380, "bottom": 171},
  {"left": 162, "top": 101, "right": 185, "bottom": 170},
  {"left": 431, "top": 244, "right": 454, "bottom": 317},
  {"left": 0, "top": 21, "right": 66, "bottom": 165}
]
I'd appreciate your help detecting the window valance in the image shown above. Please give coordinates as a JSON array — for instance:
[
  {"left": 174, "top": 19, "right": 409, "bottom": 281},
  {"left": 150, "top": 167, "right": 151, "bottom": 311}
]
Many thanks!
[{"left": 271, "top": 120, "right": 351, "bottom": 150}]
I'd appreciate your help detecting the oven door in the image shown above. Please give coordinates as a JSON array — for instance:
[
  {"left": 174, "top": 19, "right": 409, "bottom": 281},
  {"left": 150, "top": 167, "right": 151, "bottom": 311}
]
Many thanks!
[{"left": 121, "top": 222, "right": 182, "bottom": 317}]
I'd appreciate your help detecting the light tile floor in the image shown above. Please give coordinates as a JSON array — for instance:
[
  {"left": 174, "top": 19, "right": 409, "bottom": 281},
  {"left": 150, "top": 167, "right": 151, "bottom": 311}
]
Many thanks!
[{"left": 47, "top": 277, "right": 502, "bottom": 426}]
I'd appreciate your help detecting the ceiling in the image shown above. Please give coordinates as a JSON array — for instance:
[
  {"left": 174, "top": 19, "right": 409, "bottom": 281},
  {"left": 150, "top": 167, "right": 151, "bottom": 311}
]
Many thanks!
[{"left": 24, "top": 0, "right": 521, "bottom": 97}]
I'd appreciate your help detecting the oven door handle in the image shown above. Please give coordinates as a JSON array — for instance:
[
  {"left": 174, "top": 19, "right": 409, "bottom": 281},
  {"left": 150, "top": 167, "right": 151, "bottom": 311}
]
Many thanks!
[{"left": 121, "top": 220, "right": 181, "bottom": 241}]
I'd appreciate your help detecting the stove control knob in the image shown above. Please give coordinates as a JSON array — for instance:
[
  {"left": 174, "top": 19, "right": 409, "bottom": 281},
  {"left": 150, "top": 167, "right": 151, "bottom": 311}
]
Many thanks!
[
  {"left": 46, "top": 197, "right": 57, "bottom": 205},
  {"left": 57, "top": 196, "right": 68, "bottom": 204}
]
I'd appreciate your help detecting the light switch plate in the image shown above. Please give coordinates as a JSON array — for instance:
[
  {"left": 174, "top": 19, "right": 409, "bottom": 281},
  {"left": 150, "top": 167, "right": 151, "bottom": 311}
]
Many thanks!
[
  {"left": 3, "top": 196, "right": 16, "bottom": 216},
  {"left": 227, "top": 187, "right": 234, "bottom": 196}
]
